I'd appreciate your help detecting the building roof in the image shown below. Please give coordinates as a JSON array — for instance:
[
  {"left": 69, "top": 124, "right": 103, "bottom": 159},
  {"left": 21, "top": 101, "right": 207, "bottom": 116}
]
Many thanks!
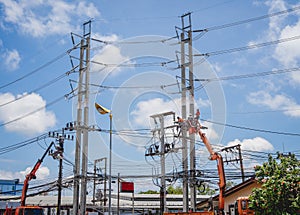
[
  {"left": 196, "top": 177, "right": 258, "bottom": 207},
  {"left": 0, "top": 193, "right": 211, "bottom": 210}
]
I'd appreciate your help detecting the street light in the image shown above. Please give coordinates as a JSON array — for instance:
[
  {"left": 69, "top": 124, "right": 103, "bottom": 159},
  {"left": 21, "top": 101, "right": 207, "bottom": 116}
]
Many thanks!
[{"left": 95, "top": 102, "right": 112, "bottom": 215}]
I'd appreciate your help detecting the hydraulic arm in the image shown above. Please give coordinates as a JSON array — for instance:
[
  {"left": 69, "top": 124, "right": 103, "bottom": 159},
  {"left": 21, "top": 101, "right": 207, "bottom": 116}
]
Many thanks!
[
  {"left": 20, "top": 141, "right": 54, "bottom": 206},
  {"left": 182, "top": 109, "right": 226, "bottom": 215},
  {"left": 197, "top": 130, "right": 226, "bottom": 215}
]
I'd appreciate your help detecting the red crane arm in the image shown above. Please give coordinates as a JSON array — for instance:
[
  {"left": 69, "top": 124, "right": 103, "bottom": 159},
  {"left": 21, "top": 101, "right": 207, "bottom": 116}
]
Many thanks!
[
  {"left": 198, "top": 130, "right": 226, "bottom": 213},
  {"left": 20, "top": 142, "right": 54, "bottom": 206}
]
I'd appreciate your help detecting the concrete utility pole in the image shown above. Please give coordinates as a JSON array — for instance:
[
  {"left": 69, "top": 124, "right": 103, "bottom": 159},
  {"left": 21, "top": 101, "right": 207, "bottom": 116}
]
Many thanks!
[
  {"left": 49, "top": 129, "right": 73, "bottom": 215},
  {"left": 179, "top": 12, "right": 195, "bottom": 212},
  {"left": 57, "top": 132, "right": 64, "bottom": 215},
  {"left": 180, "top": 29, "right": 189, "bottom": 212},
  {"left": 71, "top": 20, "right": 92, "bottom": 215},
  {"left": 150, "top": 111, "right": 176, "bottom": 214},
  {"left": 73, "top": 38, "right": 84, "bottom": 215},
  {"left": 221, "top": 144, "right": 245, "bottom": 182},
  {"left": 80, "top": 20, "right": 91, "bottom": 215},
  {"left": 93, "top": 157, "right": 107, "bottom": 207},
  {"left": 159, "top": 114, "right": 166, "bottom": 214},
  {"left": 187, "top": 19, "right": 196, "bottom": 212}
]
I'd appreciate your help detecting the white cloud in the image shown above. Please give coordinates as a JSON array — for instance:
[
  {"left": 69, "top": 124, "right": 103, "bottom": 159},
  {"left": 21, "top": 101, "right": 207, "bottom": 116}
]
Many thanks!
[
  {"left": 130, "top": 97, "right": 219, "bottom": 141},
  {"left": 0, "top": 170, "right": 23, "bottom": 180},
  {"left": 131, "top": 97, "right": 212, "bottom": 126},
  {"left": 76, "top": 1, "right": 100, "bottom": 18},
  {"left": 273, "top": 20, "right": 300, "bottom": 85},
  {"left": 0, "top": 166, "right": 50, "bottom": 181},
  {"left": 250, "top": 0, "right": 287, "bottom": 45},
  {"left": 200, "top": 121, "right": 219, "bottom": 140},
  {"left": 0, "top": 0, "right": 24, "bottom": 23},
  {"left": 248, "top": 1, "right": 300, "bottom": 85},
  {"left": 247, "top": 90, "right": 300, "bottom": 117},
  {"left": 227, "top": 137, "right": 274, "bottom": 152},
  {"left": 3, "top": 49, "right": 21, "bottom": 71},
  {"left": 0, "top": 92, "right": 56, "bottom": 135},
  {"left": 0, "top": 0, "right": 100, "bottom": 37},
  {"left": 131, "top": 97, "right": 180, "bottom": 126},
  {"left": 91, "top": 44, "right": 131, "bottom": 74},
  {"left": 93, "top": 33, "right": 119, "bottom": 43},
  {"left": 260, "top": 0, "right": 300, "bottom": 84},
  {"left": 20, "top": 166, "right": 50, "bottom": 181},
  {"left": 265, "top": 0, "right": 288, "bottom": 40}
]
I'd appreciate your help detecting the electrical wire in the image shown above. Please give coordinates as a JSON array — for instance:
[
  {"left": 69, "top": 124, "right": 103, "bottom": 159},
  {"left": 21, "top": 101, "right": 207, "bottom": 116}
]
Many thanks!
[
  {"left": 0, "top": 133, "right": 50, "bottom": 155},
  {"left": 0, "top": 50, "right": 73, "bottom": 90},
  {"left": 195, "top": 34, "right": 300, "bottom": 57},
  {"left": 91, "top": 59, "right": 177, "bottom": 68},
  {"left": 195, "top": 4, "right": 300, "bottom": 33},
  {"left": 91, "top": 36, "right": 178, "bottom": 45},
  {"left": 0, "top": 68, "right": 77, "bottom": 108},
  {"left": 0, "top": 91, "right": 73, "bottom": 129},
  {"left": 194, "top": 67, "right": 300, "bottom": 82},
  {"left": 201, "top": 118, "right": 300, "bottom": 137}
]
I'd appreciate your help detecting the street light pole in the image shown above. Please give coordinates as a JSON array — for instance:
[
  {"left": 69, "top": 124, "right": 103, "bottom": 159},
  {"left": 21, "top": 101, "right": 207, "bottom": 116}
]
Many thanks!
[
  {"left": 109, "top": 112, "right": 113, "bottom": 215},
  {"left": 94, "top": 102, "right": 112, "bottom": 214}
]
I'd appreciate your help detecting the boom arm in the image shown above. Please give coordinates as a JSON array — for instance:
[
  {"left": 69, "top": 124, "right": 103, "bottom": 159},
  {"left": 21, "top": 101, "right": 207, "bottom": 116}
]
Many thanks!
[
  {"left": 20, "top": 142, "right": 54, "bottom": 206},
  {"left": 198, "top": 129, "right": 226, "bottom": 215}
]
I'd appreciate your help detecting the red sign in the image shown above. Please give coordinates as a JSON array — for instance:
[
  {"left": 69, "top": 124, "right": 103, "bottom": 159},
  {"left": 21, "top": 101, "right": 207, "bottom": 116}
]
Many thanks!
[{"left": 120, "top": 181, "right": 134, "bottom": 193}]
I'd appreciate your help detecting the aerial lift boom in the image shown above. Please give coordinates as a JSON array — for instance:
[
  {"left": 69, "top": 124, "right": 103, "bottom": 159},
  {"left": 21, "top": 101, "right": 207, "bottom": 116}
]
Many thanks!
[
  {"left": 184, "top": 109, "right": 226, "bottom": 215},
  {"left": 197, "top": 129, "right": 226, "bottom": 215},
  {"left": 20, "top": 141, "right": 54, "bottom": 206},
  {"left": 4, "top": 142, "right": 54, "bottom": 215}
]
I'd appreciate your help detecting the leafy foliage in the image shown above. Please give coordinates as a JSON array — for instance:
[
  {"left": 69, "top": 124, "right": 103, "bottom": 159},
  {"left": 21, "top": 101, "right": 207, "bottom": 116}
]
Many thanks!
[
  {"left": 138, "top": 189, "right": 159, "bottom": 194},
  {"left": 167, "top": 185, "right": 183, "bottom": 194},
  {"left": 197, "top": 182, "right": 216, "bottom": 195},
  {"left": 138, "top": 186, "right": 183, "bottom": 195},
  {"left": 249, "top": 153, "right": 300, "bottom": 215}
]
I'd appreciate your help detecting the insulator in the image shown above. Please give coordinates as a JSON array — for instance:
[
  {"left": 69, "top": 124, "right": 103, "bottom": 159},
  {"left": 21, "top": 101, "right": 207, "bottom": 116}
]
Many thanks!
[{"left": 69, "top": 122, "right": 74, "bottom": 131}]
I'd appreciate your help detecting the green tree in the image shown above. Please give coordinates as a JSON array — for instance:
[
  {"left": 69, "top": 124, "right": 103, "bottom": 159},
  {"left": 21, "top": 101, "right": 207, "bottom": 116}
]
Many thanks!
[
  {"left": 138, "top": 189, "right": 159, "bottom": 194},
  {"left": 196, "top": 181, "right": 235, "bottom": 195},
  {"left": 249, "top": 153, "right": 300, "bottom": 215},
  {"left": 197, "top": 182, "right": 216, "bottom": 195},
  {"left": 139, "top": 186, "right": 183, "bottom": 195},
  {"left": 167, "top": 185, "right": 183, "bottom": 194}
]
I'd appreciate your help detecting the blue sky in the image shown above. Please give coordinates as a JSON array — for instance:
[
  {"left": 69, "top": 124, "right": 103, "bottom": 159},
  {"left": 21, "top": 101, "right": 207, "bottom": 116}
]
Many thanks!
[{"left": 0, "top": 0, "right": 300, "bottom": 193}]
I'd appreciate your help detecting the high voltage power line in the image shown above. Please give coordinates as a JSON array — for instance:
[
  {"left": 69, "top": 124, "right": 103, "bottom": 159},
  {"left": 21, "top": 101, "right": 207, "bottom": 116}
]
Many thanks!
[
  {"left": 91, "top": 4, "right": 300, "bottom": 45},
  {"left": 2, "top": 4, "right": 300, "bottom": 202},
  {"left": 0, "top": 133, "right": 49, "bottom": 155},
  {"left": 0, "top": 91, "right": 74, "bottom": 129},
  {"left": 1, "top": 5, "right": 298, "bottom": 104},
  {"left": 194, "top": 67, "right": 300, "bottom": 82},
  {"left": 90, "top": 34, "right": 300, "bottom": 71},
  {"left": 0, "top": 46, "right": 79, "bottom": 90},
  {"left": 196, "top": 4, "right": 300, "bottom": 33},
  {"left": 1, "top": 3, "right": 299, "bottom": 95},
  {"left": 0, "top": 68, "right": 77, "bottom": 108},
  {"left": 195, "top": 34, "right": 300, "bottom": 57},
  {"left": 201, "top": 118, "right": 300, "bottom": 137}
]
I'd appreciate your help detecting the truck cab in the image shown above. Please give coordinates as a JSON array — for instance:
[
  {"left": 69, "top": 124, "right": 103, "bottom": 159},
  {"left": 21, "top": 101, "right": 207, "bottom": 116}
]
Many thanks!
[
  {"left": 14, "top": 206, "right": 44, "bottom": 215},
  {"left": 234, "top": 197, "right": 254, "bottom": 215}
]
